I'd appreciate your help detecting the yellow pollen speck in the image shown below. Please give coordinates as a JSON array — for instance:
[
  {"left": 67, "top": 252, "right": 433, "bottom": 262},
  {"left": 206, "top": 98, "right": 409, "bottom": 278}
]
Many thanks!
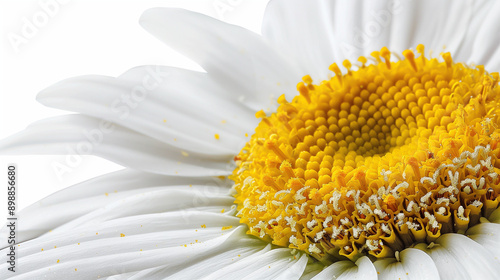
[
  {"left": 215, "top": 134, "right": 220, "bottom": 140},
  {"left": 57, "top": 259, "right": 60, "bottom": 263},
  {"left": 105, "top": 193, "right": 108, "bottom": 196},
  {"left": 77, "top": 243, "right": 80, "bottom": 245},
  {"left": 54, "top": 246, "right": 57, "bottom": 248},
  {"left": 163, "top": 119, "right": 166, "bottom": 123},
  {"left": 75, "top": 268, "right": 77, "bottom": 271},
  {"left": 231, "top": 46, "right": 500, "bottom": 261},
  {"left": 222, "top": 226, "right": 233, "bottom": 231},
  {"left": 245, "top": 133, "right": 249, "bottom": 137},
  {"left": 221, "top": 120, "right": 227, "bottom": 124},
  {"left": 120, "top": 233, "right": 125, "bottom": 237},
  {"left": 96, "top": 232, "right": 98, "bottom": 235},
  {"left": 221, "top": 209, "right": 225, "bottom": 213},
  {"left": 41, "top": 248, "right": 44, "bottom": 251},
  {"left": 181, "top": 151, "right": 189, "bottom": 157},
  {"left": 189, "top": 184, "right": 192, "bottom": 188},
  {"left": 201, "top": 224, "right": 206, "bottom": 228}
]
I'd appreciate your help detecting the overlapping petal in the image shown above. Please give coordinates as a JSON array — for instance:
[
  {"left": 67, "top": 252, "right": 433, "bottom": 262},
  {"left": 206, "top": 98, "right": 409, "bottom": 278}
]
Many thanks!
[
  {"left": 0, "top": 226, "right": 264, "bottom": 279},
  {"left": 0, "top": 171, "right": 263, "bottom": 279},
  {"left": 37, "top": 67, "right": 256, "bottom": 156},
  {"left": 414, "top": 233, "right": 500, "bottom": 279},
  {"left": 373, "top": 248, "right": 439, "bottom": 280},
  {"left": 140, "top": 8, "right": 304, "bottom": 109},
  {"left": 0, "top": 169, "right": 234, "bottom": 246},
  {"left": 263, "top": 0, "right": 496, "bottom": 80},
  {"left": 0, "top": 115, "right": 232, "bottom": 176},
  {"left": 311, "top": 256, "right": 377, "bottom": 280}
]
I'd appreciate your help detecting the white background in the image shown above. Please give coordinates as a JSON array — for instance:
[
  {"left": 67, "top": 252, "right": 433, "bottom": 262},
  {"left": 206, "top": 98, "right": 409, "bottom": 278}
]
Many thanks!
[{"left": 0, "top": 0, "right": 269, "bottom": 222}]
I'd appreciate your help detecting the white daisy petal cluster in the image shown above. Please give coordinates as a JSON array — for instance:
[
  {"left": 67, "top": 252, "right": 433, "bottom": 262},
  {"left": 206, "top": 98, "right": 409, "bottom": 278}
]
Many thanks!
[{"left": 2, "top": 0, "right": 500, "bottom": 279}]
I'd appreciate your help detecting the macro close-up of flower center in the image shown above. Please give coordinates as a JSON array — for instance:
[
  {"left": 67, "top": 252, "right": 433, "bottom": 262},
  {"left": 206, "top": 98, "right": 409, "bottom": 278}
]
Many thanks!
[{"left": 232, "top": 45, "right": 500, "bottom": 263}]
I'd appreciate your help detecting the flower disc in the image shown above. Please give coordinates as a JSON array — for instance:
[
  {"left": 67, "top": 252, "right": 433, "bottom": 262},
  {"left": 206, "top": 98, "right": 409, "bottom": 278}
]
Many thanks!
[{"left": 231, "top": 46, "right": 500, "bottom": 263}]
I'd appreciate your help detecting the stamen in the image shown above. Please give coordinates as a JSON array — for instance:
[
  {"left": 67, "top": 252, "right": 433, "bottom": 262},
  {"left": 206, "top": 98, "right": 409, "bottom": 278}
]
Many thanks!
[
  {"left": 297, "top": 82, "right": 311, "bottom": 103},
  {"left": 255, "top": 110, "right": 271, "bottom": 126},
  {"left": 403, "top": 49, "right": 418, "bottom": 71},
  {"left": 380, "top": 47, "right": 391, "bottom": 69},
  {"left": 329, "top": 63, "right": 343, "bottom": 85},
  {"left": 358, "top": 56, "right": 367, "bottom": 68},
  {"left": 416, "top": 44, "right": 425, "bottom": 65},
  {"left": 442, "top": 52, "right": 453, "bottom": 68}
]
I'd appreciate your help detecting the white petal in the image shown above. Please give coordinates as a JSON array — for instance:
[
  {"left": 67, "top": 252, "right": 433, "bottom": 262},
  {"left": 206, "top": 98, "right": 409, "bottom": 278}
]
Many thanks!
[
  {"left": 338, "top": 257, "right": 377, "bottom": 280},
  {"left": 468, "top": 0, "right": 500, "bottom": 70},
  {"left": 263, "top": 0, "right": 487, "bottom": 78},
  {"left": 373, "top": 248, "right": 439, "bottom": 280},
  {"left": 453, "top": 0, "right": 495, "bottom": 64},
  {"left": 203, "top": 248, "right": 308, "bottom": 280},
  {"left": 310, "top": 260, "right": 354, "bottom": 280},
  {"left": 387, "top": 0, "right": 475, "bottom": 60},
  {"left": 466, "top": 222, "right": 500, "bottom": 264},
  {"left": 37, "top": 67, "right": 257, "bottom": 156},
  {"left": 2, "top": 180, "right": 237, "bottom": 255},
  {"left": 0, "top": 226, "right": 266, "bottom": 279},
  {"left": 1, "top": 179, "right": 246, "bottom": 278},
  {"left": 415, "top": 233, "right": 500, "bottom": 279},
  {"left": 0, "top": 169, "right": 230, "bottom": 245},
  {"left": 299, "top": 262, "right": 325, "bottom": 280},
  {"left": 0, "top": 115, "right": 232, "bottom": 176},
  {"left": 49, "top": 190, "right": 234, "bottom": 235},
  {"left": 242, "top": 252, "right": 308, "bottom": 280},
  {"left": 262, "top": 0, "right": 346, "bottom": 80},
  {"left": 312, "top": 256, "right": 377, "bottom": 280},
  {"left": 139, "top": 8, "right": 303, "bottom": 110}
]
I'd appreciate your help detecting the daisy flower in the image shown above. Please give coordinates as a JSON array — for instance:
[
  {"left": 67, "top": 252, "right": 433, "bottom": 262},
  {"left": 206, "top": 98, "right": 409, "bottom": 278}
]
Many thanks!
[{"left": 2, "top": 0, "right": 500, "bottom": 279}]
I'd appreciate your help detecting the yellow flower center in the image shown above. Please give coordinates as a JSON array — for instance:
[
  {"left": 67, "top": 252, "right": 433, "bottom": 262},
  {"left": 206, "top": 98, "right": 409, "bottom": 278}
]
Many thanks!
[{"left": 231, "top": 45, "right": 500, "bottom": 263}]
